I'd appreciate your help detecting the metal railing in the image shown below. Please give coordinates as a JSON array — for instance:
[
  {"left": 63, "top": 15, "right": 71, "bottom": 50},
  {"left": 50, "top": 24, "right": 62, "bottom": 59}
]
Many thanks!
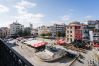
[{"left": 0, "top": 39, "right": 33, "bottom": 66}]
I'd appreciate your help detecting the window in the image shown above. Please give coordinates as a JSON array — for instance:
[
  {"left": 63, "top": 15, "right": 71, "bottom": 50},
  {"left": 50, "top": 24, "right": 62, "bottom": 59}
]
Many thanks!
[
  {"left": 67, "top": 30, "right": 69, "bottom": 33},
  {"left": 70, "top": 35, "right": 72, "bottom": 37},
  {"left": 67, "top": 26, "right": 69, "bottom": 29},
  {"left": 67, "top": 35, "right": 69, "bottom": 37},
  {"left": 67, "top": 38, "right": 69, "bottom": 41},
  {"left": 75, "top": 26, "right": 80, "bottom": 29},
  {"left": 70, "top": 38, "right": 72, "bottom": 42},
  {"left": 70, "top": 26, "right": 72, "bottom": 29},
  {"left": 70, "top": 31, "right": 72, "bottom": 33}
]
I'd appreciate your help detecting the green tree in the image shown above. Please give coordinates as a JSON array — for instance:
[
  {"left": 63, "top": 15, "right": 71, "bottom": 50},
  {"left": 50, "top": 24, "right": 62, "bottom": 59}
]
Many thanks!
[
  {"left": 40, "top": 33, "right": 45, "bottom": 37},
  {"left": 72, "top": 40, "right": 87, "bottom": 48},
  {"left": 17, "top": 29, "right": 23, "bottom": 37},
  {"left": 47, "top": 32, "right": 52, "bottom": 37},
  {"left": 57, "top": 31, "right": 62, "bottom": 37},
  {"left": 23, "top": 28, "right": 31, "bottom": 36},
  {"left": 62, "top": 33, "right": 65, "bottom": 37}
]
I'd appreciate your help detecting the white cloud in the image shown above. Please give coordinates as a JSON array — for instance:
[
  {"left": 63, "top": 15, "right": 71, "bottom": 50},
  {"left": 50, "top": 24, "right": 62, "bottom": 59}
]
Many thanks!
[
  {"left": 12, "top": 0, "right": 45, "bottom": 27},
  {"left": 14, "top": 0, "right": 36, "bottom": 14},
  {"left": 0, "top": 4, "right": 9, "bottom": 13},
  {"left": 15, "top": 12, "right": 44, "bottom": 22},
  {"left": 15, "top": 12, "right": 45, "bottom": 27},
  {"left": 69, "top": 9, "right": 75, "bottom": 12},
  {"left": 85, "top": 16, "right": 93, "bottom": 19},
  {"left": 61, "top": 15, "right": 70, "bottom": 21},
  {"left": 48, "top": 15, "right": 72, "bottom": 26}
]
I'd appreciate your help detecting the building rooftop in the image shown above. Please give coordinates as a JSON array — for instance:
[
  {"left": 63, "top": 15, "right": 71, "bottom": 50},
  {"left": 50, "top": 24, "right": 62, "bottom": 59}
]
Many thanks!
[{"left": 3, "top": 39, "right": 76, "bottom": 66}]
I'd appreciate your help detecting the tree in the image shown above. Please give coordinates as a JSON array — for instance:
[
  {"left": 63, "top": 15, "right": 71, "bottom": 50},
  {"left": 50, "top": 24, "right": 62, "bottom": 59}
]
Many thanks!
[
  {"left": 62, "top": 33, "right": 65, "bottom": 37},
  {"left": 23, "top": 28, "right": 31, "bottom": 36},
  {"left": 57, "top": 31, "right": 62, "bottom": 37},
  {"left": 40, "top": 33, "right": 45, "bottom": 37},
  {"left": 47, "top": 32, "right": 52, "bottom": 36},
  {"left": 17, "top": 29, "right": 23, "bottom": 37},
  {"left": 72, "top": 39, "right": 87, "bottom": 48}
]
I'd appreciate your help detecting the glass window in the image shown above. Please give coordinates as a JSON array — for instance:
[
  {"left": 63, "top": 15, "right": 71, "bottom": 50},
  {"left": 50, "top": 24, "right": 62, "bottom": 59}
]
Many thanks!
[
  {"left": 70, "top": 31, "right": 72, "bottom": 33},
  {"left": 70, "top": 38, "right": 72, "bottom": 42},
  {"left": 67, "top": 26, "right": 69, "bottom": 29},
  {"left": 67, "top": 31, "right": 69, "bottom": 33},
  {"left": 70, "top": 26, "right": 72, "bottom": 29},
  {"left": 67, "top": 38, "right": 69, "bottom": 41},
  {"left": 67, "top": 35, "right": 69, "bottom": 37}
]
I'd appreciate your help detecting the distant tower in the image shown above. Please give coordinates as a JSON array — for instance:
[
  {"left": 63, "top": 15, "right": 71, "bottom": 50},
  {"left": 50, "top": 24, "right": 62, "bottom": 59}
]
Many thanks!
[{"left": 30, "top": 23, "right": 33, "bottom": 30}]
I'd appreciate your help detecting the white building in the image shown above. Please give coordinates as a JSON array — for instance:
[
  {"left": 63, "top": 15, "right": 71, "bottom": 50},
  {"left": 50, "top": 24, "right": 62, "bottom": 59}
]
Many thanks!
[
  {"left": 37, "top": 24, "right": 66, "bottom": 37},
  {"left": 95, "top": 23, "right": 99, "bottom": 29},
  {"left": 93, "top": 29, "right": 99, "bottom": 41},
  {"left": 10, "top": 22, "right": 24, "bottom": 36},
  {"left": 37, "top": 25, "right": 52, "bottom": 36},
  {"left": 88, "top": 20, "right": 99, "bottom": 42}
]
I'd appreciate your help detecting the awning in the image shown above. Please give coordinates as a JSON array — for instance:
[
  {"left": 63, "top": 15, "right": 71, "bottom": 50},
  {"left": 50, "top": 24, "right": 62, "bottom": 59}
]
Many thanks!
[
  {"left": 55, "top": 39, "right": 66, "bottom": 45},
  {"left": 31, "top": 42, "right": 48, "bottom": 47},
  {"left": 24, "top": 40, "right": 48, "bottom": 47}
]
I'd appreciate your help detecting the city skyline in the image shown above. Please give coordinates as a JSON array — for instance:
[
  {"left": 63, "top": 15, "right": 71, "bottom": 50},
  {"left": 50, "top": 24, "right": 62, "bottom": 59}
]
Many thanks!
[
  {"left": 0, "top": 0, "right": 99, "bottom": 27},
  {"left": 0, "top": 1, "right": 99, "bottom": 65}
]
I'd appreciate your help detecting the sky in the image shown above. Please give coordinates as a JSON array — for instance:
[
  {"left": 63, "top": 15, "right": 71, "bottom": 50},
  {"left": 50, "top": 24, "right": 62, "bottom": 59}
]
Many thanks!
[{"left": 0, "top": 0, "right": 99, "bottom": 28}]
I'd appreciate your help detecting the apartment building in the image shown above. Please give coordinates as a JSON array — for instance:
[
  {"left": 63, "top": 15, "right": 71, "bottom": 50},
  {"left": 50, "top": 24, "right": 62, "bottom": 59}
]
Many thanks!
[
  {"left": 37, "top": 23, "right": 66, "bottom": 37},
  {"left": 88, "top": 20, "right": 99, "bottom": 42},
  {"left": 66, "top": 22, "right": 83, "bottom": 43},
  {"left": 10, "top": 22, "right": 24, "bottom": 36},
  {"left": 51, "top": 24, "right": 66, "bottom": 37},
  {"left": 82, "top": 24, "right": 90, "bottom": 40},
  {"left": 37, "top": 25, "right": 52, "bottom": 36}
]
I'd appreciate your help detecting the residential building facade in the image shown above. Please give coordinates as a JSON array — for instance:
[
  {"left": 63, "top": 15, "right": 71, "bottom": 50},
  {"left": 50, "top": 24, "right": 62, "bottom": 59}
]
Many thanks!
[
  {"left": 66, "top": 22, "right": 90, "bottom": 43},
  {"left": 82, "top": 24, "right": 90, "bottom": 40},
  {"left": 37, "top": 24, "right": 66, "bottom": 37},
  {"left": 52, "top": 24, "right": 66, "bottom": 37},
  {"left": 37, "top": 25, "right": 52, "bottom": 36},
  {"left": 88, "top": 20, "right": 99, "bottom": 42},
  {"left": 10, "top": 22, "right": 24, "bottom": 36}
]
